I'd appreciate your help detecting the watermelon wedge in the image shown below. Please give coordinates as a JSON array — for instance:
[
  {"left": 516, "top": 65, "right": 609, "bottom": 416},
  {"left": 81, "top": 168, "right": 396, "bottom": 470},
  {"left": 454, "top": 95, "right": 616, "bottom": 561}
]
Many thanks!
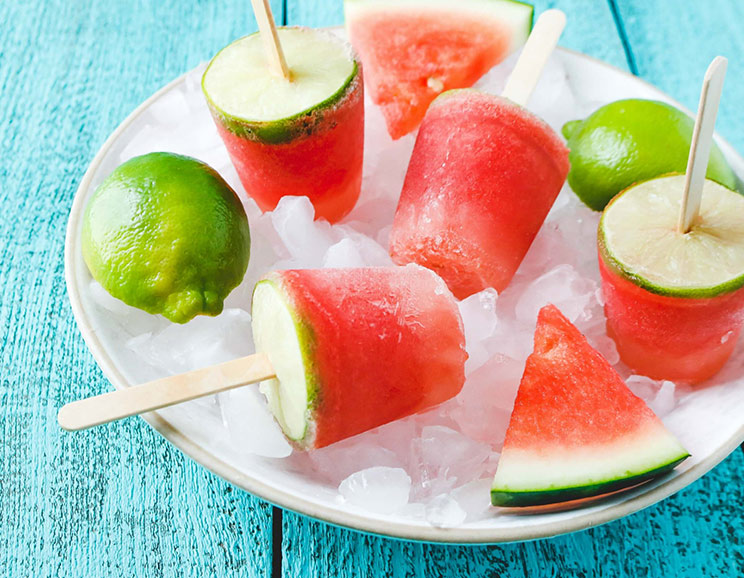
[
  {"left": 490, "top": 305, "right": 689, "bottom": 507},
  {"left": 345, "top": 0, "right": 534, "bottom": 139}
]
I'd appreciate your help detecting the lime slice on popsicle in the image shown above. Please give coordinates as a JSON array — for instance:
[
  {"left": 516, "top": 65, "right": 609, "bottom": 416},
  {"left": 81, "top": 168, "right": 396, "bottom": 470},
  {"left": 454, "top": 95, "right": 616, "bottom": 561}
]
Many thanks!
[
  {"left": 599, "top": 174, "right": 744, "bottom": 298},
  {"left": 251, "top": 278, "right": 311, "bottom": 442},
  {"left": 202, "top": 28, "right": 359, "bottom": 143}
]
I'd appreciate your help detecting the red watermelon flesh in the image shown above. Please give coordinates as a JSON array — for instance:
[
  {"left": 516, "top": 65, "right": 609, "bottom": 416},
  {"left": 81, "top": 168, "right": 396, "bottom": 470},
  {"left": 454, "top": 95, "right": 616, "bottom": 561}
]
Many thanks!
[
  {"left": 345, "top": 0, "right": 534, "bottom": 139},
  {"left": 491, "top": 305, "right": 689, "bottom": 507}
]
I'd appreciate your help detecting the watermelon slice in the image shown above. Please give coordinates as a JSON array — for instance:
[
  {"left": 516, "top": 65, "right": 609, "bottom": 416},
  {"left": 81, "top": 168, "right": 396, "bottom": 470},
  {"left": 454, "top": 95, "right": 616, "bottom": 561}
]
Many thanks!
[
  {"left": 345, "top": 0, "right": 534, "bottom": 139},
  {"left": 491, "top": 305, "right": 689, "bottom": 507}
]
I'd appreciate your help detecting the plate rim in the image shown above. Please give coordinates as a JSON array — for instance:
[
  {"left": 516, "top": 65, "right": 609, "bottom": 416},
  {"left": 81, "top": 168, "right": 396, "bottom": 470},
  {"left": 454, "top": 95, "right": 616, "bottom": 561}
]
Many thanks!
[{"left": 64, "top": 43, "right": 744, "bottom": 544}]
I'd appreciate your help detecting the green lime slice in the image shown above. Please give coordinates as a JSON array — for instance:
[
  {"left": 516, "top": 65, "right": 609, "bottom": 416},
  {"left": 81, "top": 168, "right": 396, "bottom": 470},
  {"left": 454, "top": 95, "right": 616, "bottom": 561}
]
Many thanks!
[
  {"left": 251, "top": 278, "right": 312, "bottom": 442},
  {"left": 202, "top": 27, "right": 358, "bottom": 143},
  {"left": 599, "top": 174, "right": 744, "bottom": 298}
]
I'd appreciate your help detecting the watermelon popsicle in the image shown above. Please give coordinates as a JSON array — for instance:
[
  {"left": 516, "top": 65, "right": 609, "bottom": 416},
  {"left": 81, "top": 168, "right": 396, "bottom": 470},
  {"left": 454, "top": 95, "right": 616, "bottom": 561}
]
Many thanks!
[
  {"left": 202, "top": 25, "right": 364, "bottom": 223},
  {"left": 251, "top": 265, "right": 467, "bottom": 448},
  {"left": 389, "top": 10, "right": 570, "bottom": 298},
  {"left": 598, "top": 58, "right": 744, "bottom": 385},
  {"left": 59, "top": 265, "right": 467, "bottom": 450}
]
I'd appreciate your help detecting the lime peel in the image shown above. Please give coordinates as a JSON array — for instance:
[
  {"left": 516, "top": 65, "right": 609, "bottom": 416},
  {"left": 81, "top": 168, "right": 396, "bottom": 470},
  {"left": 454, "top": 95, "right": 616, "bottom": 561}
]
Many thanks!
[{"left": 82, "top": 152, "right": 251, "bottom": 324}]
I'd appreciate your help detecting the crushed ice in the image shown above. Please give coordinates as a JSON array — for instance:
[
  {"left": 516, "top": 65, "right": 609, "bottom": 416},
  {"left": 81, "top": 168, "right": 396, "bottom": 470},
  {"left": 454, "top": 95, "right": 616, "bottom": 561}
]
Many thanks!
[{"left": 85, "top": 53, "right": 698, "bottom": 526}]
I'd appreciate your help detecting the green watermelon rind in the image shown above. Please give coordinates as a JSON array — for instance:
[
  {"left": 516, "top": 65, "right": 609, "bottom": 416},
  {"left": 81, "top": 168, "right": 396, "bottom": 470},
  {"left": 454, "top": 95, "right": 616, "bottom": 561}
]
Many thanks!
[
  {"left": 598, "top": 174, "right": 744, "bottom": 299},
  {"left": 251, "top": 276, "right": 320, "bottom": 449},
  {"left": 490, "top": 453, "right": 689, "bottom": 507},
  {"left": 202, "top": 28, "right": 360, "bottom": 145}
]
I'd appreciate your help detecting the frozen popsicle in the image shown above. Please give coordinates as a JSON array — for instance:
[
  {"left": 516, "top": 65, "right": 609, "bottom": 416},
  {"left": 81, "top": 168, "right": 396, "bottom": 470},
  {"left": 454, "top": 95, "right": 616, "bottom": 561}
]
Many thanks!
[
  {"left": 202, "top": 21, "right": 364, "bottom": 222},
  {"left": 599, "top": 58, "right": 744, "bottom": 384},
  {"left": 58, "top": 265, "right": 467, "bottom": 450},
  {"left": 389, "top": 10, "right": 569, "bottom": 298},
  {"left": 251, "top": 265, "right": 467, "bottom": 448}
]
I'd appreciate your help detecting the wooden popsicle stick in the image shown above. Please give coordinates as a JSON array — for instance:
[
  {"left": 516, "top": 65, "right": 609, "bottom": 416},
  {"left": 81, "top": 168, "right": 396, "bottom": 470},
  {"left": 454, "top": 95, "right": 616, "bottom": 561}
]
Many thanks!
[
  {"left": 58, "top": 353, "right": 276, "bottom": 431},
  {"left": 678, "top": 56, "right": 728, "bottom": 234},
  {"left": 501, "top": 9, "right": 566, "bottom": 107},
  {"left": 250, "top": 0, "right": 291, "bottom": 80}
]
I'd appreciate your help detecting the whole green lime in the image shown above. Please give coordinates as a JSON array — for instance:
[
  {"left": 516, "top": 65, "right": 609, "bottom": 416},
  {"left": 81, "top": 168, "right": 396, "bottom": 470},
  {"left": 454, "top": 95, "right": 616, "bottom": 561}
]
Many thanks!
[
  {"left": 82, "top": 152, "right": 251, "bottom": 324},
  {"left": 562, "top": 99, "right": 740, "bottom": 211}
]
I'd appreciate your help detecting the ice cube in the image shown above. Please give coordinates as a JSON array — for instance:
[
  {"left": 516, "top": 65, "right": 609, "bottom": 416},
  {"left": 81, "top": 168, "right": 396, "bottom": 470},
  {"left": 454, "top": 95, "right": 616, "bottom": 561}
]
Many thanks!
[
  {"left": 450, "top": 478, "right": 494, "bottom": 522},
  {"left": 487, "top": 312, "right": 534, "bottom": 362},
  {"left": 147, "top": 89, "right": 191, "bottom": 126},
  {"left": 450, "top": 354, "right": 521, "bottom": 446},
  {"left": 118, "top": 124, "right": 161, "bottom": 162},
  {"left": 625, "top": 375, "right": 684, "bottom": 417},
  {"left": 515, "top": 264, "right": 598, "bottom": 324},
  {"left": 398, "top": 502, "right": 427, "bottom": 520},
  {"left": 516, "top": 223, "right": 567, "bottom": 278},
  {"left": 183, "top": 62, "right": 208, "bottom": 97},
  {"left": 552, "top": 203, "right": 602, "bottom": 274},
  {"left": 360, "top": 101, "right": 415, "bottom": 200},
  {"left": 529, "top": 53, "right": 578, "bottom": 132},
  {"left": 270, "top": 196, "right": 337, "bottom": 267},
  {"left": 338, "top": 467, "right": 411, "bottom": 514},
  {"left": 587, "top": 334, "right": 620, "bottom": 366},
  {"left": 125, "top": 308, "right": 253, "bottom": 375},
  {"left": 458, "top": 289, "right": 499, "bottom": 373},
  {"left": 322, "top": 233, "right": 393, "bottom": 269},
  {"left": 649, "top": 380, "right": 678, "bottom": 417},
  {"left": 475, "top": 50, "right": 517, "bottom": 94},
  {"left": 625, "top": 374, "right": 660, "bottom": 400},
  {"left": 368, "top": 418, "right": 420, "bottom": 465},
  {"left": 118, "top": 108, "right": 221, "bottom": 166},
  {"left": 411, "top": 426, "right": 491, "bottom": 499},
  {"left": 425, "top": 493, "right": 467, "bottom": 527},
  {"left": 307, "top": 438, "right": 402, "bottom": 484},
  {"left": 220, "top": 387, "right": 292, "bottom": 458},
  {"left": 376, "top": 224, "right": 393, "bottom": 249},
  {"left": 88, "top": 281, "right": 167, "bottom": 337},
  {"left": 344, "top": 197, "right": 399, "bottom": 238}
]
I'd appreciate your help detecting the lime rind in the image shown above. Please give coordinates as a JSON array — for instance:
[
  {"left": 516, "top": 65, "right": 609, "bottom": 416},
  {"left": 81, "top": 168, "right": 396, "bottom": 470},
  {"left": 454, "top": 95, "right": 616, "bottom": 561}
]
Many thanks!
[
  {"left": 599, "top": 174, "right": 744, "bottom": 299},
  {"left": 561, "top": 118, "right": 582, "bottom": 140},
  {"left": 202, "top": 28, "right": 360, "bottom": 145}
]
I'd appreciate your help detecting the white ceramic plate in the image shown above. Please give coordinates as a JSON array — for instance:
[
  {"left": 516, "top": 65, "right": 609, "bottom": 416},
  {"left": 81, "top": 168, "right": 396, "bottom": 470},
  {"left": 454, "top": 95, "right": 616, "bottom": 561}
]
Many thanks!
[{"left": 65, "top": 38, "right": 744, "bottom": 543}]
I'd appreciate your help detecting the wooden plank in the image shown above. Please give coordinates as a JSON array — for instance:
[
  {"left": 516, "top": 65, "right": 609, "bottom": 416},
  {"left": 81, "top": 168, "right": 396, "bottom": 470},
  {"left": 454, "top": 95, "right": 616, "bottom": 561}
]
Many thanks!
[
  {"left": 0, "top": 1, "right": 280, "bottom": 575},
  {"left": 286, "top": 0, "right": 631, "bottom": 71},
  {"left": 615, "top": 0, "right": 744, "bottom": 150}
]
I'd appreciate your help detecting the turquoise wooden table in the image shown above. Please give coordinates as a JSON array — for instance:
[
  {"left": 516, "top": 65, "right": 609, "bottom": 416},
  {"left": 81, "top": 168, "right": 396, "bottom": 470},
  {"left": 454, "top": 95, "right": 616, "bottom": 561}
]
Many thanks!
[{"left": 1, "top": 0, "right": 743, "bottom": 575}]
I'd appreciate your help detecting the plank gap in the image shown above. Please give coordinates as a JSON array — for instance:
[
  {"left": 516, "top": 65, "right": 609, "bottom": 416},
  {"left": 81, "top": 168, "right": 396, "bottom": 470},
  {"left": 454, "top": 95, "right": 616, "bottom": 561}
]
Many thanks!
[
  {"left": 607, "top": 0, "right": 639, "bottom": 75},
  {"left": 271, "top": 507, "right": 284, "bottom": 578}
]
